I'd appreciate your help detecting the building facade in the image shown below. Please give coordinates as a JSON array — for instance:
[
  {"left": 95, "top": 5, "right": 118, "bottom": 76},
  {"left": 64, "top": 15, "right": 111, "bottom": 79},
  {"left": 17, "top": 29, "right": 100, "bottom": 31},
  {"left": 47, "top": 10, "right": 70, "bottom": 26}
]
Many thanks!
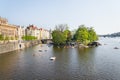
[
  {"left": 0, "top": 17, "right": 51, "bottom": 41},
  {"left": 26, "top": 25, "right": 40, "bottom": 39},
  {"left": 26, "top": 25, "right": 51, "bottom": 40},
  {"left": 0, "top": 17, "right": 18, "bottom": 40},
  {"left": 39, "top": 28, "right": 50, "bottom": 40},
  {"left": 17, "top": 26, "right": 25, "bottom": 42}
]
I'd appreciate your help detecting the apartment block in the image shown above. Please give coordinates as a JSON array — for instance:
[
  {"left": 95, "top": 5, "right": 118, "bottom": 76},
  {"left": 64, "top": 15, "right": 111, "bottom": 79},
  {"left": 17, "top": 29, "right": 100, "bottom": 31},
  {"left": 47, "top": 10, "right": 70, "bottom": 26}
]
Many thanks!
[{"left": 0, "top": 17, "right": 18, "bottom": 40}]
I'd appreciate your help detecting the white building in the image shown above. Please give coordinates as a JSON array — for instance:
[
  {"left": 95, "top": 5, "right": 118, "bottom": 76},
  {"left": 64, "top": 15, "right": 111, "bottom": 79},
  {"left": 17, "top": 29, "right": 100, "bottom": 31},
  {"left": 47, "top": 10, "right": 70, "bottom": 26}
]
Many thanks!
[
  {"left": 39, "top": 28, "right": 50, "bottom": 40},
  {"left": 25, "top": 25, "right": 51, "bottom": 40},
  {"left": 26, "top": 25, "right": 40, "bottom": 39},
  {"left": 17, "top": 26, "right": 25, "bottom": 42}
]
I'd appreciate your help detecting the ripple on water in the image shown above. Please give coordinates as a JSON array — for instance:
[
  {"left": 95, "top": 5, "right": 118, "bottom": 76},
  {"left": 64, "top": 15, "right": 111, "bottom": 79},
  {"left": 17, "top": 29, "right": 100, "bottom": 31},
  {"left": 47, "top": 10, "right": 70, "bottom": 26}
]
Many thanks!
[{"left": 0, "top": 40, "right": 120, "bottom": 80}]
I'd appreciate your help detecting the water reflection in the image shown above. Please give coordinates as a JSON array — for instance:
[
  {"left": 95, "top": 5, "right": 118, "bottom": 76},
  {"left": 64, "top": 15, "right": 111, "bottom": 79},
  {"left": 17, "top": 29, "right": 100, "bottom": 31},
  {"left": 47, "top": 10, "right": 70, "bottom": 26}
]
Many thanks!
[
  {"left": 51, "top": 46, "right": 97, "bottom": 79},
  {"left": 0, "top": 50, "right": 20, "bottom": 80},
  {"left": 77, "top": 48, "right": 97, "bottom": 76},
  {"left": 1, "top": 38, "right": 120, "bottom": 80}
]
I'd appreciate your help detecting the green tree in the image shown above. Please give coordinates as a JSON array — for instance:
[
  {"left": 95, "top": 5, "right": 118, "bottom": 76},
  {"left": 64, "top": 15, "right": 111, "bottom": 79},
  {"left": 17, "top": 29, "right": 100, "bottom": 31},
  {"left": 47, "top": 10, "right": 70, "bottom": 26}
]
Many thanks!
[
  {"left": 63, "top": 30, "right": 72, "bottom": 42},
  {"left": 55, "top": 24, "right": 68, "bottom": 32},
  {"left": 52, "top": 24, "right": 72, "bottom": 46},
  {"left": 4, "top": 36, "right": 9, "bottom": 40},
  {"left": 74, "top": 25, "right": 98, "bottom": 45},
  {"left": 52, "top": 30, "right": 66, "bottom": 45},
  {"left": 0, "top": 34, "right": 4, "bottom": 40},
  {"left": 3, "top": 36, "right": 9, "bottom": 43},
  {"left": 10, "top": 37, "right": 14, "bottom": 40},
  {"left": 74, "top": 25, "right": 88, "bottom": 44},
  {"left": 88, "top": 27, "right": 98, "bottom": 42},
  {"left": 22, "top": 36, "right": 37, "bottom": 41}
]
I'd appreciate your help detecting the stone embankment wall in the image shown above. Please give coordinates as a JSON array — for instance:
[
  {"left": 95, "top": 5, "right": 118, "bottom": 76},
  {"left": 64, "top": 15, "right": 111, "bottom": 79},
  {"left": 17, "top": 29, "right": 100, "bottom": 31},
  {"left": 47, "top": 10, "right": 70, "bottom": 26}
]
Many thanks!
[
  {"left": 24, "top": 40, "right": 40, "bottom": 48},
  {"left": 0, "top": 40, "right": 40, "bottom": 54}
]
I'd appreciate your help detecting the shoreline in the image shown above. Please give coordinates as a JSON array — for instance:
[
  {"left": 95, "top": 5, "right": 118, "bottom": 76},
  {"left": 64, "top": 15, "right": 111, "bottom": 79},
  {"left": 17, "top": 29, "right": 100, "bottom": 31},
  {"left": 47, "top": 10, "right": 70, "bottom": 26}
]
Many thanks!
[{"left": 0, "top": 40, "right": 40, "bottom": 54}]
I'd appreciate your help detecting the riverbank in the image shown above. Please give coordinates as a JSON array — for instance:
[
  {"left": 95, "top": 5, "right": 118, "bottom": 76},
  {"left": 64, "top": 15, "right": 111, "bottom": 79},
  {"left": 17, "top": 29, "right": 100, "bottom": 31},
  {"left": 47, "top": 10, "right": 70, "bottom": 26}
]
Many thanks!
[{"left": 0, "top": 40, "right": 41, "bottom": 54}]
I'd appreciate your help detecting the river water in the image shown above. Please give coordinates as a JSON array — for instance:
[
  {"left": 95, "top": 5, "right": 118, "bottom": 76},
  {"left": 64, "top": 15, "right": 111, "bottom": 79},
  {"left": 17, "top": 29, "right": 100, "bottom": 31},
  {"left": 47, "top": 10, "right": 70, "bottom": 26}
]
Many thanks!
[{"left": 0, "top": 38, "right": 120, "bottom": 80}]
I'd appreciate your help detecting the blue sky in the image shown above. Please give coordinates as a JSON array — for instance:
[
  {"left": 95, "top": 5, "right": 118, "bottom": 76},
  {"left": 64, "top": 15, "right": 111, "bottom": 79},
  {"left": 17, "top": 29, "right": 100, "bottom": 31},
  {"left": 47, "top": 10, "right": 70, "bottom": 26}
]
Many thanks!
[{"left": 0, "top": 0, "right": 120, "bottom": 34}]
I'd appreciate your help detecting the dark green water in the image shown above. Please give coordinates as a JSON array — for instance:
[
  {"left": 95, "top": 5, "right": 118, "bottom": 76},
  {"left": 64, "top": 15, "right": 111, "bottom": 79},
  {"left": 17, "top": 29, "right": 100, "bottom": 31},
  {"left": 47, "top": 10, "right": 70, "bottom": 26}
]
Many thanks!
[{"left": 0, "top": 38, "right": 120, "bottom": 80}]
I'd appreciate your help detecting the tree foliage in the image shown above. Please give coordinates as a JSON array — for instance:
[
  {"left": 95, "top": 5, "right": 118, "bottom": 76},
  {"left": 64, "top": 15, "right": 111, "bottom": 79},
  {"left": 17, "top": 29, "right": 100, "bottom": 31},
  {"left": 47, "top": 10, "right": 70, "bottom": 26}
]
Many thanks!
[
  {"left": 88, "top": 27, "right": 98, "bottom": 42},
  {"left": 52, "top": 24, "right": 98, "bottom": 45},
  {"left": 52, "top": 24, "right": 72, "bottom": 45},
  {"left": 55, "top": 24, "right": 68, "bottom": 32},
  {"left": 10, "top": 37, "right": 14, "bottom": 40},
  {"left": 63, "top": 30, "right": 72, "bottom": 42},
  {"left": 22, "top": 36, "right": 37, "bottom": 40},
  {"left": 0, "top": 34, "right": 4, "bottom": 40},
  {"left": 4, "top": 36, "right": 9, "bottom": 40},
  {"left": 52, "top": 30, "right": 66, "bottom": 45},
  {"left": 74, "top": 25, "right": 98, "bottom": 44},
  {"left": 74, "top": 25, "right": 88, "bottom": 44}
]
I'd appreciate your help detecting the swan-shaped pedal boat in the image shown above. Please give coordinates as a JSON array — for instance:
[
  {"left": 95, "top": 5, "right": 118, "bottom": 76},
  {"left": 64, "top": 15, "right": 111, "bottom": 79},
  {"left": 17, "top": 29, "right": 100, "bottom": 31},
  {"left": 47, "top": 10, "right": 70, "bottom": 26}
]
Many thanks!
[{"left": 50, "top": 57, "right": 56, "bottom": 60}]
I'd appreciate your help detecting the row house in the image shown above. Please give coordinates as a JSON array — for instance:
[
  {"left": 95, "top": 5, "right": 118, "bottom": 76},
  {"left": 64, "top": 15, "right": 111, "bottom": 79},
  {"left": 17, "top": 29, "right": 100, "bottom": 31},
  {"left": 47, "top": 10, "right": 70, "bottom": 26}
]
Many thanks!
[
  {"left": 0, "top": 17, "right": 51, "bottom": 41},
  {"left": 26, "top": 25, "right": 40, "bottom": 39},
  {"left": 17, "top": 26, "right": 25, "bottom": 41},
  {"left": 26, "top": 25, "right": 51, "bottom": 40},
  {"left": 39, "top": 28, "right": 50, "bottom": 40},
  {"left": 0, "top": 17, "right": 18, "bottom": 40}
]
